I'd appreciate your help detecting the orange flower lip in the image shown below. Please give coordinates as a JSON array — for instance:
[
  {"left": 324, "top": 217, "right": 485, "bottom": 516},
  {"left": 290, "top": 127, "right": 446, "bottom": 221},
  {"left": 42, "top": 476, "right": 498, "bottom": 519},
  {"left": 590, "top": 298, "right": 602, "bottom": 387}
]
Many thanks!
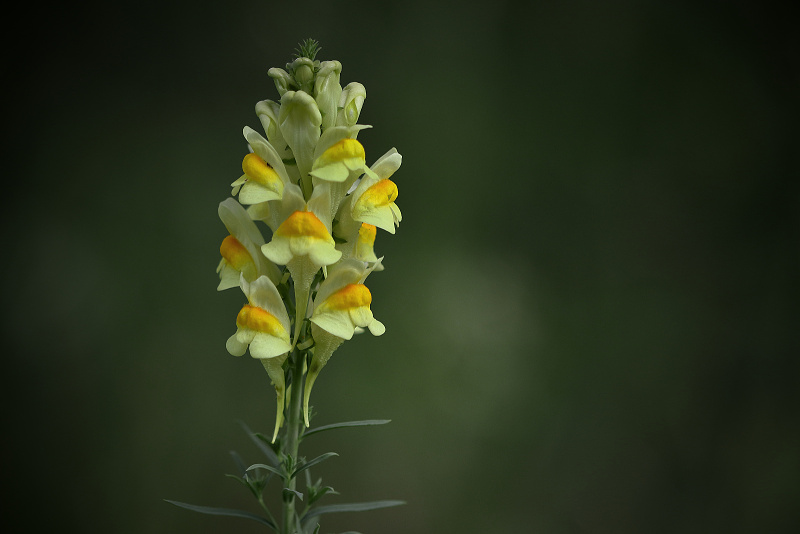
[
  {"left": 242, "top": 153, "right": 280, "bottom": 186},
  {"left": 275, "top": 210, "right": 332, "bottom": 240},
  {"left": 236, "top": 304, "right": 286, "bottom": 336},
  {"left": 358, "top": 223, "right": 377, "bottom": 245},
  {"left": 323, "top": 283, "right": 372, "bottom": 311},
  {"left": 357, "top": 179, "right": 398, "bottom": 208},
  {"left": 317, "top": 139, "right": 365, "bottom": 166},
  {"left": 220, "top": 235, "right": 253, "bottom": 269}
]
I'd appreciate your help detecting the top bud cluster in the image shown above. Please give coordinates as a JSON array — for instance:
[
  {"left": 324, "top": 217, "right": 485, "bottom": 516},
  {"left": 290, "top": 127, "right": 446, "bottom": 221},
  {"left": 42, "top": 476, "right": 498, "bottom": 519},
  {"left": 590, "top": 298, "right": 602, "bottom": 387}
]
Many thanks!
[{"left": 216, "top": 41, "right": 403, "bottom": 436}]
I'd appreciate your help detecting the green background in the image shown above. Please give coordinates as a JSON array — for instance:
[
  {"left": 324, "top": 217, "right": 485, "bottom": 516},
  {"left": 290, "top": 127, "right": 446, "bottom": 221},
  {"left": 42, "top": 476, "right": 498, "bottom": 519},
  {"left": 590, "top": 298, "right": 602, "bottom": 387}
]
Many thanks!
[{"left": 4, "top": 0, "right": 798, "bottom": 532}]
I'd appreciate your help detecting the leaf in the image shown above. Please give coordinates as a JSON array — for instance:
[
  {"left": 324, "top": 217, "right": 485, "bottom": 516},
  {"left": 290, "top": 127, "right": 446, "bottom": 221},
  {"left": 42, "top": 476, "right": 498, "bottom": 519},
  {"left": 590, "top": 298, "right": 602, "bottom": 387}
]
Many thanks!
[
  {"left": 308, "top": 485, "right": 338, "bottom": 506},
  {"left": 291, "top": 452, "right": 338, "bottom": 478},
  {"left": 165, "top": 500, "right": 277, "bottom": 530},
  {"left": 247, "top": 463, "right": 286, "bottom": 480},
  {"left": 283, "top": 488, "right": 304, "bottom": 500},
  {"left": 229, "top": 450, "right": 248, "bottom": 476},
  {"left": 224, "top": 473, "right": 249, "bottom": 488},
  {"left": 301, "top": 500, "right": 406, "bottom": 521},
  {"left": 255, "top": 432, "right": 282, "bottom": 453},
  {"left": 301, "top": 420, "right": 391, "bottom": 439},
  {"left": 240, "top": 421, "right": 281, "bottom": 467}
]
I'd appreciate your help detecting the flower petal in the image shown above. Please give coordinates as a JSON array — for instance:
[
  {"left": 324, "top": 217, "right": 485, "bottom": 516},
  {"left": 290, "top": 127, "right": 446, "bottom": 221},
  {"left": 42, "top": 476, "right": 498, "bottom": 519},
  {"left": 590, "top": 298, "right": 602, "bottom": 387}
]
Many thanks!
[
  {"left": 226, "top": 333, "right": 248, "bottom": 356},
  {"left": 239, "top": 181, "right": 283, "bottom": 204},
  {"left": 367, "top": 318, "right": 386, "bottom": 336},
  {"left": 310, "top": 310, "right": 357, "bottom": 340},
  {"left": 278, "top": 91, "right": 322, "bottom": 186},
  {"left": 249, "top": 333, "right": 292, "bottom": 359}
]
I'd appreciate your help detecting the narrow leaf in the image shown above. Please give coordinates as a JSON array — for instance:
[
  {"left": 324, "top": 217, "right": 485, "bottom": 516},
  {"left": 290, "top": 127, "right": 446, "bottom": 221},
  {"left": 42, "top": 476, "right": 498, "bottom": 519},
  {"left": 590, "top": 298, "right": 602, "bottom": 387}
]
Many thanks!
[
  {"left": 308, "top": 485, "right": 338, "bottom": 505},
  {"left": 224, "top": 473, "right": 249, "bottom": 488},
  {"left": 302, "top": 500, "right": 405, "bottom": 521},
  {"left": 291, "top": 452, "right": 338, "bottom": 478},
  {"left": 301, "top": 420, "right": 391, "bottom": 439},
  {"left": 240, "top": 421, "right": 281, "bottom": 466},
  {"left": 229, "top": 450, "right": 248, "bottom": 476},
  {"left": 247, "top": 463, "right": 286, "bottom": 480},
  {"left": 165, "top": 500, "right": 276, "bottom": 530}
]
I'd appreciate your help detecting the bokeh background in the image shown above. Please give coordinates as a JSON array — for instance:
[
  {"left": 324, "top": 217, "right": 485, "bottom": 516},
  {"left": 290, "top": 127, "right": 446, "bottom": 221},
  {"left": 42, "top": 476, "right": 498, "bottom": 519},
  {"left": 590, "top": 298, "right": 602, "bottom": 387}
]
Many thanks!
[{"left": 4, "top": 0, "right": 798, "bottom": 532}]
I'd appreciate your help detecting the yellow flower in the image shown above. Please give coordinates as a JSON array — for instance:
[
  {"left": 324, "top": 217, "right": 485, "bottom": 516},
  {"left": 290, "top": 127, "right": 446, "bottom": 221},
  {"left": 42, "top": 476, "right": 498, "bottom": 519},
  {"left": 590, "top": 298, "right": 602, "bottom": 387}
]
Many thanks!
[
  {"left": 310, "top": 138, "right": 366, "bottom": 183},
  {"left": 307, "top": 125, "right": 371, "bottom": 220},
  {"left": 335, "top": 222, "right": 379, "bottom": 263},
  {"left": 236, "top": 153, "right": 284, "bottom": 204},
  {"left": 231, "top": 127, "right": 294, "bottom": 204},
  {"left": 226, "top": 275, "right": 293, "bottom": 441},
  {"left": 351, "top": 175, "right": 401, "bottom": 234},
  {"left": 261, "top": 195, "right": 342, "bottom": 344},
  {"left": 331, "top": 148, "right": 402, "bottom": 260},
  {"left": 216, "top": 198, "right": 280, "bottom": 290},
  {"left": 303, "top": 260, "right": 384, "bottom": 425}
]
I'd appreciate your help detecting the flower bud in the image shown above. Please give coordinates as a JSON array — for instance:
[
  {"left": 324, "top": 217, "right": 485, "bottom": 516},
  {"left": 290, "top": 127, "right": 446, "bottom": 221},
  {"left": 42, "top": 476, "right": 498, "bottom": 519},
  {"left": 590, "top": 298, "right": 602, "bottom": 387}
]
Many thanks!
[
  {"left": 268, "top": 67, "right": 294, "bottom": 96},
  {"left": 314, "top": 60, "right": 342, "bottom": 129},
  {"left": 337, "top": 82, "right": 366, "bottom": 126},
  {"left": 289, "top": 57, "right": 316, "bottom": 94},
  {"left": 279, "top": 91, "right": 322, "bottom": 195},
  {"left": 255, "top": 100, "right": 288, "bottom": 156}
]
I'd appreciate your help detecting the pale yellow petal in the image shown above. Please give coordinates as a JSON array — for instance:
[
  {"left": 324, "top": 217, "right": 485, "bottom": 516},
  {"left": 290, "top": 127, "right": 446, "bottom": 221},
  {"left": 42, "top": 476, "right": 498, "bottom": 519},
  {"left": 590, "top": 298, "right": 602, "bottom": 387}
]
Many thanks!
[{"left": 249, "top": 333, "right": 292, "bottom": 359}]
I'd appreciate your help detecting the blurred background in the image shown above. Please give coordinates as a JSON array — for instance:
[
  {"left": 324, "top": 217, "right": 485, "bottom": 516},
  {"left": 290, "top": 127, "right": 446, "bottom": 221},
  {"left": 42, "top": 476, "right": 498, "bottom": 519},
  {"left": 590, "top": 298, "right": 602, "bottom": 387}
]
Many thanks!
[{"left": 4, "top": 0, "right": 798, "bottom": 532}]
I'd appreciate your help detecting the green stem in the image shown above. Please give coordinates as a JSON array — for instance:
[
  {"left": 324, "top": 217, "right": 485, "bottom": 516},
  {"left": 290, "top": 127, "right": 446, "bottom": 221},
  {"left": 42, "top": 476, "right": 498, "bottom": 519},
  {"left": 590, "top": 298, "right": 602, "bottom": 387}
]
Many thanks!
[{"left": 282, "top": 348, "right": 305, "bottom": 534}]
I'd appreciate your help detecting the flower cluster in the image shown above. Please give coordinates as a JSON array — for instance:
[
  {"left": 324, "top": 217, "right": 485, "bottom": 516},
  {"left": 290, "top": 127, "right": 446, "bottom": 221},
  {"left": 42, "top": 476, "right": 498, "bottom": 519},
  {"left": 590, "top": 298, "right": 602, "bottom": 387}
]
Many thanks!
[{"left": 216, "top": 41, "right": 401, "bottom": 440}]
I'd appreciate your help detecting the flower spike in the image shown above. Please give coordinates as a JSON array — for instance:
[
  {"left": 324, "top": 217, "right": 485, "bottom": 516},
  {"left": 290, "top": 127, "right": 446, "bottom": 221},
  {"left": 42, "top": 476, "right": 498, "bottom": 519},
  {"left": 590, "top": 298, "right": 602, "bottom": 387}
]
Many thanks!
[{"left": 216, "top": 42, "right": 403, "bottom": 449}]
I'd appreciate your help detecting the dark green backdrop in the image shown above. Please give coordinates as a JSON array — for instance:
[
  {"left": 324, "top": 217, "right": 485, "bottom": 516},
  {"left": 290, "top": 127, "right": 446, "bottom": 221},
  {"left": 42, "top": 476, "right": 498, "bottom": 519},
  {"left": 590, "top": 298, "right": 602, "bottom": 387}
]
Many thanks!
[{"left": 4, "top": 0, "right": 798, "bottom": 532}]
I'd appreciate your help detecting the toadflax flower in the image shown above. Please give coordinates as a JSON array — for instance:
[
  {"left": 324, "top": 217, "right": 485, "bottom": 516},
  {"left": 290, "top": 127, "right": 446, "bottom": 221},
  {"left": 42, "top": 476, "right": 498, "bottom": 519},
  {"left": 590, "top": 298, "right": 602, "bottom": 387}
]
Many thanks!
[
  {"left": 350, "top": 150, "right": 402, "bottom": 234},
  {"left": 303, "top": 260, "right": 385, "bottom": 426},
  {"left": 226, "top": 275, "right": 293, "bottom": 442},
  {"left": 333, "top": 147, "right": 403, "bottom": 260},
  {"left": 261, "top": 188, "right": 342, "bottom": 344},
  {"left": 217, "top": 198, "right": 281, "bottom": 290},
  {"left": 230, "top": 127, "right": 293, "bottom": 205}
]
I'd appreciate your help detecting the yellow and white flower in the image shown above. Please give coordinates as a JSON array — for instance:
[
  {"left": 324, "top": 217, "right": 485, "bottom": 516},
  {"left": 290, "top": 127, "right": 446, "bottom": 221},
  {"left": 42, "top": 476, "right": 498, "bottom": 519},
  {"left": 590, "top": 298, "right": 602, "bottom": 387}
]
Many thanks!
[
  {"left": 349, "top": 148, "right": 402, "bottom": 234},
  {"left": 309, "top": 125, "right": 372, "bottom": 219},
  {"left": 332, "top": 148, "right": 402, "bottom": 262},
  {"left": 310, "top": 129, "right": 368, "bottom": 184},
  {"left": 333, "top": 222, "right": 379, "bottom": 264},
  {"left": 226, "top": 275, "right": 293, "bottom": 441},
  {"left": 261, "top": 191, "right": 342, "bottom": 343},
  {"left": 231, "top": 127, "right": 293, "bottom": 205},
  {"left": 216, "top": 198, "right": 281, "bottom": 290},
  {"left": 303, "top": 260, "right": 384, "bottom": 425}
]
